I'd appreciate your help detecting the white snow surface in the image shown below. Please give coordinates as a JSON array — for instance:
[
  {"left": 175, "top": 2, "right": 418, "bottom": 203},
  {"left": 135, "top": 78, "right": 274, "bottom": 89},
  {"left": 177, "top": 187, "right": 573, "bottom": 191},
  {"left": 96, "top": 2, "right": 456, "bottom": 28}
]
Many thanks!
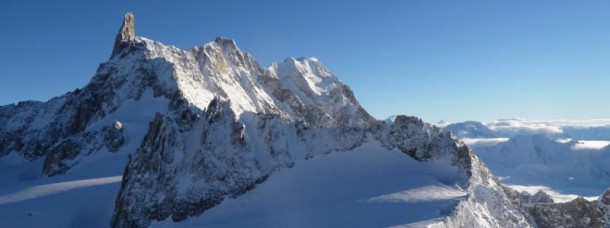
[
  {"left": 446, "top": 119, "right": 610, "bottom": 199},
  {"left": 0, "top": 153, "right": 127, "bottom": 228},
  {"left": 367, "top": 185, "right": 466, "bottom": 203},
  {"left": 151, "top": 142, "right": 466, "bottom": 228},
  {"left": 0, "top": 176, "right": 121, "bottom": 206}
]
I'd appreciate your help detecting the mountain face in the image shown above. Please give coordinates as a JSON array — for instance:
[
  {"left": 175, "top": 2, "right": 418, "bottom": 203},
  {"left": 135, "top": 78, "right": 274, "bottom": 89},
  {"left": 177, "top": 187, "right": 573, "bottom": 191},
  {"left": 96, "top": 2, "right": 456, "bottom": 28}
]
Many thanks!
[
  {"left": 104, "top": 15, "right": 529, "bottom": 228},
  {"left": 0, "top": 12, "right": 374, "bottom": 177},
  {"left": 2, "top": 13, "right": 606, "bottom": 227}
]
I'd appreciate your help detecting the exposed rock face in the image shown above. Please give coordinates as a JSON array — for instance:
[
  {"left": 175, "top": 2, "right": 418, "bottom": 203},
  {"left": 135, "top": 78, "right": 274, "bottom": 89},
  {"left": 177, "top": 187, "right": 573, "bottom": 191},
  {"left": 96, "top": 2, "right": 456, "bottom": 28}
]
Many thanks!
[
  {"left": 0, "top": 13, "right": 177, "bottom": 176},
  {"left": 529, "top": 197, "right": 606, "bottom": 228},
  {"left": 504, "top": 187, "right": 555, "bottom": 208},
  {"left": 112, "top": 12, "right": 135, "bottom": 56},
  {"left": 379, "top": 116, "right": 472, "bottom": 174},
  {"left": 598, "top": 188, "right": 610, "bottom": 228},
  {"left": 0, "top": 48, "right": 178, "bottom": 176},
  {"left": 111, "top": 96, "right": 377, "bottom": 227},
  {"left": 112, "top": 115, "right": 459, "bottom": 227},
  {"left": 444, "top": 154, "right": 532, "bottom": 228},
  {"left": 502, "top": 186, "right": 610, "bottom": 228},
  {"left": 103, "top": 123, "right": 125, "bottom": 152},
  {"left": 42, "top": 131, "right": 103, "bottom": 176},
  {"left": 601, "top": 188, "right": 610, "bottom": 205},
  {"left": 530, "top": 190, "right": 555, "bottom": 204}
]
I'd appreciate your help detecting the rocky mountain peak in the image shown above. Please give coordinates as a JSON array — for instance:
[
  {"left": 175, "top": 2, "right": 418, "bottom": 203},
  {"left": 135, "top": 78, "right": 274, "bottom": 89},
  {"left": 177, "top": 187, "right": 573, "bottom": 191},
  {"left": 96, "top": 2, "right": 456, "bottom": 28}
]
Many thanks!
[
  {"left": 112, "top": 12, "right": 136, "bottom": 56},
  {"left": 214, "top": 37, "right": 238, "bottom": 49},
  {"left": 1, "top": 13, "right": 579, "bottom": 228},
  {"left": 600, "top": 188, "right": 610, "bottom": 205}
]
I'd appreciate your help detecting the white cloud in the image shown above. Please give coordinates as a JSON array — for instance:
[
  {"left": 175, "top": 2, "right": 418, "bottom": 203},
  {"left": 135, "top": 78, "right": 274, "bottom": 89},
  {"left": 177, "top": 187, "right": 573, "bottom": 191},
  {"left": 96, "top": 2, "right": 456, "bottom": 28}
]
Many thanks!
[
  {"left": 571, "top": 140, "right": 610, "bottom": 150},
  {"left": 486, "top": 119, "right": 563, "bottom": 135},
  {"left": 483, "top": 119, "right": 610, "bottom": 137},
  {"left": 461, "top": 138, "right": 510, "bottom": 147}
]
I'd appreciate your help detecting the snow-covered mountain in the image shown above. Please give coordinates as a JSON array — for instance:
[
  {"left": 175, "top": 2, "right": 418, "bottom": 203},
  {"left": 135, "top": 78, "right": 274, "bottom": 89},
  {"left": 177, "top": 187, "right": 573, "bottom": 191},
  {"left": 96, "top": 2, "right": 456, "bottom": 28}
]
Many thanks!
[
  {"left": 445, "top": 119, "right": 610, "bottom": 199},
  {"left": 0, "top": 13, "right": 608, "bottom": 228},
  {"left": 446, "top": 118, "right": 610, "bottom": 139}
]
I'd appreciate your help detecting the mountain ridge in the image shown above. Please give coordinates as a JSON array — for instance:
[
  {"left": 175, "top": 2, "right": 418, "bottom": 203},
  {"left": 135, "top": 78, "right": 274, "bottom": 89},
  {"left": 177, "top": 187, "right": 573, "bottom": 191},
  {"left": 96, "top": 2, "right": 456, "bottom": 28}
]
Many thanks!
[{"left": 1, "top": 13, "right": 607, "bottom": 228}]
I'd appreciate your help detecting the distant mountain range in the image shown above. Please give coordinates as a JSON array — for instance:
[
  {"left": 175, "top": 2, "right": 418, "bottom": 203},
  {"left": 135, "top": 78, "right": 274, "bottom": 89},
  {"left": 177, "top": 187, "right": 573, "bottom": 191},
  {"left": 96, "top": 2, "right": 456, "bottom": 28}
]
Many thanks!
[
  {"left": 444, "top": 119, "right": 610, "bottom": 198},
  {"left": 445, "top": 118, "right": 610, "bottom": 140}
]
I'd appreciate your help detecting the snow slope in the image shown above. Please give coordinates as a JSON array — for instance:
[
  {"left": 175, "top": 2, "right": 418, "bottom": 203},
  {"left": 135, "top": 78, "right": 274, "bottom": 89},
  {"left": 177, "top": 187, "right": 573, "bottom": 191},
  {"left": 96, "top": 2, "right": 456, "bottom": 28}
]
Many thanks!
[
  {"left": 151, "top": 142, "right": 465, "bottom": 228},
  {"left": 0, "top": 90, "right": 169, "bottom": 227},
  {"left": 0, "top": 150, "right": 126, "bottom": 228}
]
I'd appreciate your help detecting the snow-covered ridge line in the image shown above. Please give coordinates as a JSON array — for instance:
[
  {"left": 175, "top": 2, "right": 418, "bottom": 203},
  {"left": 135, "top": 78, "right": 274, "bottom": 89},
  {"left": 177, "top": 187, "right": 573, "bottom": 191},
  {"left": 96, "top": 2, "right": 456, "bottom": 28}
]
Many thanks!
[
  {"left": 111, "top": 100, "right": 480, "bottom": 227},
  {"left": 5, "top": 12, "right": 600, "bottom": 228},
  {"left": 0, "top": 11, "right": 375, "bottom": 177}
]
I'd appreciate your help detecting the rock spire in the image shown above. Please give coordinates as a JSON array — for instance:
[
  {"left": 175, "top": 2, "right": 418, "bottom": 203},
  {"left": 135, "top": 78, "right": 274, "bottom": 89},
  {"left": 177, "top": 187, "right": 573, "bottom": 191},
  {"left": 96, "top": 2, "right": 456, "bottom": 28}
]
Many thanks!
[{"left": 112, "top": 12, "right": 135, "bottom": 56}]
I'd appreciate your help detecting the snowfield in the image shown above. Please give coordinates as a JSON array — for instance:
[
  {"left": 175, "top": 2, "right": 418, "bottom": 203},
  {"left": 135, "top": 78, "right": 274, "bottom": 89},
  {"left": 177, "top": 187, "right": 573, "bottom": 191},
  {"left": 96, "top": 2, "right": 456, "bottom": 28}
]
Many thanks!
[
  {"left": 151, "top": 142, "right": 465, "bottom": 228},
  {"left": 0, "top": 142, "right": 467, "bottom": 228},
  {"left": 0, "top": 92, "right": 165, "bottom": 227},
  {"left": 0, "top": 153, "right": 126, "bottom": 228}
]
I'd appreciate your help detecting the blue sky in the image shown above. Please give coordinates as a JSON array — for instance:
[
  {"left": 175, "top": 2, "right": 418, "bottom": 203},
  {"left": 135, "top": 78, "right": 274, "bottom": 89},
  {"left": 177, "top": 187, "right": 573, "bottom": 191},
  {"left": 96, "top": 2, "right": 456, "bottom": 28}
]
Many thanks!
[{"left": 1, "top": 1, "right": 610, "bottom": 123}]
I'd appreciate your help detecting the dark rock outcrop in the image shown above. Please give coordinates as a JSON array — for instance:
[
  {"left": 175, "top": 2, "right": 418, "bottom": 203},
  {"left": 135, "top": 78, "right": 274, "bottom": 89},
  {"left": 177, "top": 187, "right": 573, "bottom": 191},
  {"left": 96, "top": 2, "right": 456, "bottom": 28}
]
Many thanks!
[
  {"left": 502, "top": 186, "right": 610, "bottom": 228},
  {"left": 379, "top": 116, "right": 472, "bottom": 176},
  {"left": 600, "top": 188, "right": 610, "bottom": 206},
  {"left": 504, "top": 187, "right": 554, "bottom": 208},
  {"left": 529, "top": 197, "right": 606, "bottom": 228},
  {"left": 103, "top": 122, "right": 125, "bottom": 152}
]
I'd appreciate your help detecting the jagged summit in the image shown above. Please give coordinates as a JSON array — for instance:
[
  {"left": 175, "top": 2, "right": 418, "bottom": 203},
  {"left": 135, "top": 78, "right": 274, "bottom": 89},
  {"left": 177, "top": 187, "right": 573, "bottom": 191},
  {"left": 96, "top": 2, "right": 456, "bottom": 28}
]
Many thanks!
[
  {"left": 112, "top": 12, "right": 136, "bottom": 56},
  {"left": 214, "top": 36, "right": 238, "bottom": 48},
  {"left": 0, "top": 12, "right": 377, "bottom": 177},
  {"left": 0, "top": 13, "right": 580, "bottom": 228},
  {"left": 600, "top": 188, "right": 610, "bottom": 205}
]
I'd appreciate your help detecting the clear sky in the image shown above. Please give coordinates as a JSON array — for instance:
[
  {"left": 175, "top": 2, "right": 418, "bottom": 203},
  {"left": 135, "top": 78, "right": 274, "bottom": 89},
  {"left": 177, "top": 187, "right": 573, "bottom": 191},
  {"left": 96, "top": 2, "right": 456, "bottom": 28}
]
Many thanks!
[{"left": 1, "top": 0, "right": 610, "bottom": 123}]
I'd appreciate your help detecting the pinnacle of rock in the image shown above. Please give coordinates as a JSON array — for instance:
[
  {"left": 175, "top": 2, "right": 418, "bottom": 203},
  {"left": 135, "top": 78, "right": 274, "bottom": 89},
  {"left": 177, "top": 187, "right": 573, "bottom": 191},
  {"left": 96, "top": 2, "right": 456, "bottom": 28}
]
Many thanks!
[
  {"left": 600, "top": 188, "right": 610, "bottom": 205},
  {"left": 112, "top": 12, "right": 135, "bottom": 56}
]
